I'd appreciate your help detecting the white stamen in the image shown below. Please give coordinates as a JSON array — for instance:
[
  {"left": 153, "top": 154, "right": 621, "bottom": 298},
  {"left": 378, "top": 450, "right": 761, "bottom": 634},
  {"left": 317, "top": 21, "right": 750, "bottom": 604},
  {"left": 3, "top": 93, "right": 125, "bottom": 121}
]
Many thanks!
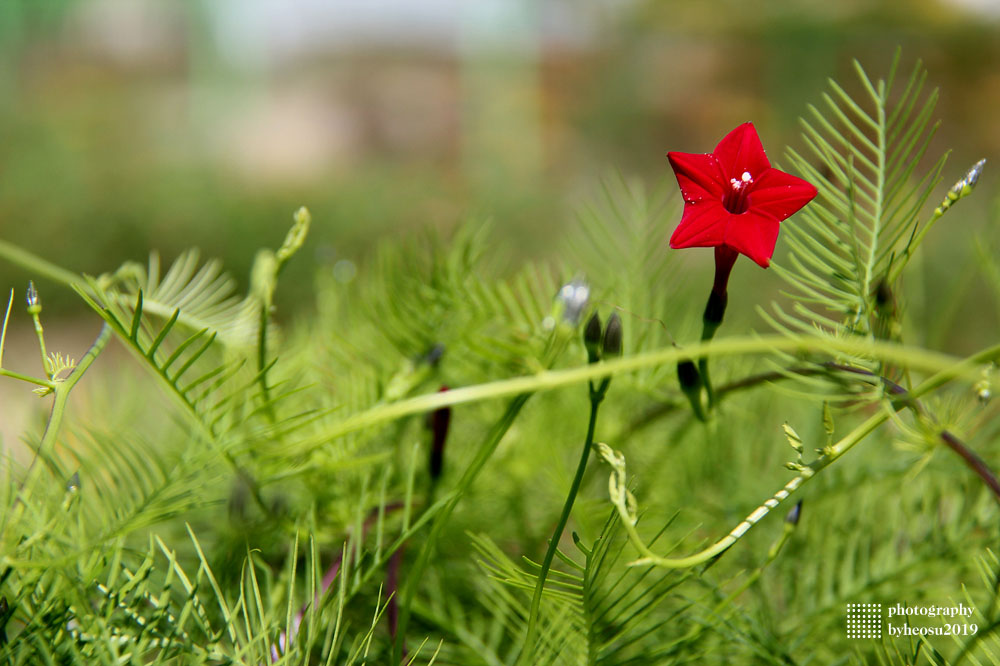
[
  {"left": 741, "top": 171, "right": 752, "bottom": 182},
  {"left": 730, "top": 178, "right": 740, "bottom": 190}
]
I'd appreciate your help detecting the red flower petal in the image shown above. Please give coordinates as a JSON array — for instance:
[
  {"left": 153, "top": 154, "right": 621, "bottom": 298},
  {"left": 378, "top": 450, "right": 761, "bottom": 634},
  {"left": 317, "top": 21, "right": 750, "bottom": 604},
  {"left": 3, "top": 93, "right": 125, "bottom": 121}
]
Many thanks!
[
  {"left": 667, "top": 151, "right": 726, "bottom": 204},
  {"left": 666, "top": 122, "right": 816, "bottom": 269},
  {"left": 746, "top": 168, "right": 818, "bottom": 222},
  {"left": 721, "top": 210, "right": 780, "bottom": 268},
  {"left": 669, "top": 201, "right": 728, "bottom": 249},
  {"left": 712, "top": 123, "right": 771, "bottom": 182}
]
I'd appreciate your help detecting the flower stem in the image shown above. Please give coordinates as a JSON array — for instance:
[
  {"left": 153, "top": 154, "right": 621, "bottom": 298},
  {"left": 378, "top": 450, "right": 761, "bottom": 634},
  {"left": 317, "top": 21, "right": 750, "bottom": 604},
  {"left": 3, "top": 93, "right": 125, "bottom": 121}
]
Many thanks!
[
  {"left": 698, "top": 296, "right": 725, "bottom": 409},
  {"left": 393, "top": 392, "right": 532, "bottom": 664},
  {"left": 697, "top": 353, "right": 715, "bottom": 410},
  {"left": 5, "top": 324, "right": 111, "bottom": 529},
  {"left": 256, "top": 302, "right": 277, "bottom": 424},
  {"left": 0, "top": 367, "right": 55, "bottom": 389},
  {"left": 30, "top": 309, "right": 51, "bottom": 379},
  {"left": 939, "top": 430, "right": 1000, "bottom": 504},
  {"left": 697, "top": 247, "right": 737, "bottom": 410},
  {"left": 888, "top": 208, "right": 944, "bottom": 284},
  {"left": 522, "top": 379, "right": 607, "bottom": 662},
  {"left": 0, "top": 288, "right": 12, "bottom": 368}
]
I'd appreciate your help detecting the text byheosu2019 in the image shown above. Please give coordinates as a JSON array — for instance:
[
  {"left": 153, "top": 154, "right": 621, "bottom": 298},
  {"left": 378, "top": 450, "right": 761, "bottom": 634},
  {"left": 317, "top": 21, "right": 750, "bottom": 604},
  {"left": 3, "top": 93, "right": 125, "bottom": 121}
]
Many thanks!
[
  {"left": 887, "top": 603, "right": 978, "bottom": 637},
  {"left": 887, "top": 623, "right": 978, "bottom": 637}
]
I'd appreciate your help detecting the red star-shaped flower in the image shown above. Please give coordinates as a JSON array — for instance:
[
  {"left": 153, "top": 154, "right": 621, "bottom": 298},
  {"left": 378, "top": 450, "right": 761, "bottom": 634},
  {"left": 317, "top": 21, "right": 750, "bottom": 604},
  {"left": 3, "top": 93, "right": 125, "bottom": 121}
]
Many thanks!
[{"left": 668, "top": 122, "right": 817, "bottom": 268}]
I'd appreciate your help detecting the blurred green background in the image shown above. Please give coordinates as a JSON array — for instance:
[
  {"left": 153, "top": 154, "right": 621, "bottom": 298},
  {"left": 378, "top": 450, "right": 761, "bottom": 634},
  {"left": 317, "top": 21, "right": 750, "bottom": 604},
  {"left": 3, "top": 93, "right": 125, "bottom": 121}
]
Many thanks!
[
  {"left": 1, "top": 4, "right": 999, "bottom": 659},
  {"left": 0, "top": 0, "right": 997, "bottom": 321}
]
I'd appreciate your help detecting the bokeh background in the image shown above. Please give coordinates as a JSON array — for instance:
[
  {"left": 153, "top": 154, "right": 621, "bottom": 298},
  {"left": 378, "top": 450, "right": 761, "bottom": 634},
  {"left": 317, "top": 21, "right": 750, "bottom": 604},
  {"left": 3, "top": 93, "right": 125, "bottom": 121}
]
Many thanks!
[
  {"left": 0, "top": 0, "right": 998, "bottom": 343},
  {"left": 1, "top": 4, "right": 1000, "bottom": 658}
]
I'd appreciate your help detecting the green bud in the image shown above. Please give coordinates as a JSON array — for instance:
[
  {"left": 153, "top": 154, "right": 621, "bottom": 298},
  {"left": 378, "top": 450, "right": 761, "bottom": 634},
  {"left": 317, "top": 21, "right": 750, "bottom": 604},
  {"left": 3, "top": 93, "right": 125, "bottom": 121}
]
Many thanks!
[
  {"left": 26, "top": 281, "right": 41, "bottom": 314},
  {"left": 602, "top": 312, "right": 623, "bottom": 358},
  {"left": 935, "top": 159, "right": 985, "bottom": 215},
  {"left": 975, "top": 364, "right": 993, "bottom": 405},
  {"left": 276, "top": 206, "right": 312, "bottom": 266},
  {"left": 583, "top": 312, "right": 602, "bottom": 364}
]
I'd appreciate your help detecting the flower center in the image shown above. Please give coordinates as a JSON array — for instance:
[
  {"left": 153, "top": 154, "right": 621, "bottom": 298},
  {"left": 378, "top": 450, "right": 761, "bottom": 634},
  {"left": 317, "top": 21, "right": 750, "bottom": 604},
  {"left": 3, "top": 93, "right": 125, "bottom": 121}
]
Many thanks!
[{"left": 723, "top": 171, "right": 753, "bottom": 214}]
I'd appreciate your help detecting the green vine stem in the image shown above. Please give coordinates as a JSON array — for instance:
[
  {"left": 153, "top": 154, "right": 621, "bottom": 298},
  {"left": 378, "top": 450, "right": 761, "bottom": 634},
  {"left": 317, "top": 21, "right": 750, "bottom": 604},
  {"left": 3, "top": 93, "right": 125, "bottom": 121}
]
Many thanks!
[
  {"left": 0, "top": 240, "right": 86, "bottom": 291},
  {"left": 521, "top": 378, "right": 609, "bottom": 663},
  {"left": 666, "top": 503, "right": 801, "bottom": 652},
  {"left": 256, "top": 302, "right": 277, "bottom": 423},
  {"left": 602, "top": 340, "right": 1000, "bottom": 570},
  {"left": 286, "top": 334, "right": 985, "bottom": 460},
  {"left": 392, "top": 392, "right": 532, "bottom": 663},
  {"left": 39, "top": 324, "right": 111, "bottom": 452},
  {"left": 5, "top": 323, "right": 111, "bottom": 528},
  {"left": 28, "top": 285, "right": 51, "bottom": 379},
  {"left": 0, "top": 367, "right": 54, "bottom": 389}
]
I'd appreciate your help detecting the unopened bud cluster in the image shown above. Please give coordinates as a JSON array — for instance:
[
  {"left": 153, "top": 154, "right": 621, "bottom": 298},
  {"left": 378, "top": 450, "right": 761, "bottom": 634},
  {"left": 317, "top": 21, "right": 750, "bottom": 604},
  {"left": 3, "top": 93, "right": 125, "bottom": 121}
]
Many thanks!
[
  {"left": 975, "top": 364, "right": 994, "bottom": 405},
  {"left": 583, "top": 311, "right": 623, "bottom": 364}
]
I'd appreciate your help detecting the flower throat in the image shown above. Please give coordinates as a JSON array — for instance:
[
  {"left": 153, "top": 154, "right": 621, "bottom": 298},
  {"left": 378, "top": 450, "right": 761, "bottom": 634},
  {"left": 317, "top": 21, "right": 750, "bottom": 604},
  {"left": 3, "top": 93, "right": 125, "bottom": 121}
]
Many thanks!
[{"left": 723, "top": 170, "right": 754, "bottom": 214}]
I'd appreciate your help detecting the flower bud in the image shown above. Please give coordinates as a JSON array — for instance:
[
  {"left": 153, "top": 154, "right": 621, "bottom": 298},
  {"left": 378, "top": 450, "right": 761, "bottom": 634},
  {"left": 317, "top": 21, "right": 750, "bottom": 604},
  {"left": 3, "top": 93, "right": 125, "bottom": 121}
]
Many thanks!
[
  {"left": 677, "top": 360, "right": 700, "bottom": 391},
  {"left": 423, "top": 343, "right": 445, "bottom": 367},
  {"left": 602, "top": 312, "right": 623, "bottom": 358},
  {"left": 785, "top": 500, "right": 803, "bottom": 526},
  {"left": 0, "top": 595, "right": 7, "bottom": 643},
  {"left": 975, "top": 364, "right": 993, "bottom": 405},
  {"left": 677, "top": 359, "right": 705, "bottom": 420},
  {"left": 583, "top": 312, "right": 602, "bottom": 363},
  {"left": 276, "top": 206, "right": 311, "bottom": 265},
  {"left": 874, "top": 278, "right": 893, "bottom": 313},
  {"left": 556, "top": 279, "right": 589, "bottom": 326},
  {"left": 428, "top": 386, "right": 452, "bottom": 480},
  {"left": 67, "top": 471, "right": 80, "bottom": 493},
  {"left": 26, "top": 281, "right": 40, "bottom": 314},
  {"left": 935, "top": 158, "right": 985, "bottom": 216}
]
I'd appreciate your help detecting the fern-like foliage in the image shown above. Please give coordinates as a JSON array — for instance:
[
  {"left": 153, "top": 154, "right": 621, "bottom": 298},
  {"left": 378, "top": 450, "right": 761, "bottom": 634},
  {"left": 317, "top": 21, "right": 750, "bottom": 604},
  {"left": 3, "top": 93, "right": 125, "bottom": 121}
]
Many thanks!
[
  {"left": 357, "top": 222, "right": 561, "bottom": 378},
  {"left": 565, "top": 174, "right": 684, "bottom": 391},
  {"left": 0, "top": 516, "right": 407, "bottom": 665},
  {"left": 97, "top": 250, "right": 261, "bottom": 347},
  {"left": 282, "top": 221, "right": 574, "bottom": 465},
  {"left": 767, "top": 52, "right": 948, "bottom": 343},
  {"left": 469, "top": 510, "right": 695, "bottom": 665},
  {"left": 74, "top": 252, "right": 291, "bottom": 446}
]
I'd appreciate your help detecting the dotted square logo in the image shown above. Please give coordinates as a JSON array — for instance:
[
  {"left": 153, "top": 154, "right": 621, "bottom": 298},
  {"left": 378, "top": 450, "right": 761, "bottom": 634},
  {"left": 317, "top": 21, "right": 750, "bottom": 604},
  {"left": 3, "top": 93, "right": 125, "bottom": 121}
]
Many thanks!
[{"left": 846, "top": 603, "right": 882, "bottom": 639}]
